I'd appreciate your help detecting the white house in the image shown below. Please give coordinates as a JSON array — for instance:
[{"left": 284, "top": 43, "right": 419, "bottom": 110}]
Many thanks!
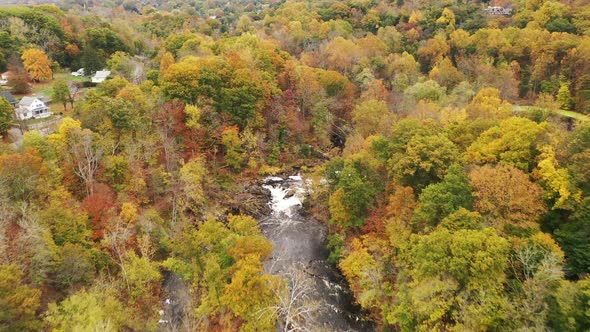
[
  {"left": 16, "top": 97, "right": 51, "bottom": 120},
  {"left": 91, "top": 70, "right": 111, "bottom": 84},
  {"left": 484, "top": 6, "right": 513, "bottom": 16},
  {"left": 71, "top": 68, "right": 85, "bottom": 77}
]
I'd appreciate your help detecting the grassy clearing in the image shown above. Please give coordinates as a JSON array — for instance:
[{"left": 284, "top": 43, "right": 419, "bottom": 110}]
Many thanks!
[
  {"left": 513, "top": 105, "right": 590, "bottom": 122},
  {"left": 554, "top": 109, "right": 590, "bottom": 121},
  {"left": 30, "top": 72, "right": 90, "bottom": 97},
  {"left": 31, "top": 83, "right": 53, "bottom": 96}
]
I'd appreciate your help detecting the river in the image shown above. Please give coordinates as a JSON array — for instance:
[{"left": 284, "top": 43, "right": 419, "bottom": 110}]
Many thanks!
[
  {"left": 158, "top": 175, "right": 373, "bottom": 331},
  {"left": 261, "top": 175, "right": 374, "bottom": 332}
]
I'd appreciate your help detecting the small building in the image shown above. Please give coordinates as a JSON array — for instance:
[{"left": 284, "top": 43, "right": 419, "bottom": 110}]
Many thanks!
[
  {"left": 16, "top": 97, "right": 51, "bottom": 120},
  {"left": 91, "top": 70, "right": 111, "bottom": 84},
  {"left": 0, "top": 71, "right": 8, "bottom": 86},
  {"left": 71, "top": 68, "right": 85, "bottom": 77},
  {"left": 484, "top": 6, "right": 513, "bottom": 16},
  {"left": 0, "top": 92, "right": 18, "bottom": 107}
]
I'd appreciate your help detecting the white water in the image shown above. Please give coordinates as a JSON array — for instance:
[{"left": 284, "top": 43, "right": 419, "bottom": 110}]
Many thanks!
[
  {"left": 262, "top": 177, "right": 307, "bottom": 218},
  {"left": 263, "top": 185, "right": 302, "bottom": 218}
]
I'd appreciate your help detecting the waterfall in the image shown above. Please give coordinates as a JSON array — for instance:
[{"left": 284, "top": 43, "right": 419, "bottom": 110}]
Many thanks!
[{"left": 263, "top": 175, "right": 308, "bottom": 219}]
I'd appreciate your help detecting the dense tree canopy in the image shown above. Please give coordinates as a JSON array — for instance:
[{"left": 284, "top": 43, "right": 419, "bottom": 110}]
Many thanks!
[{"left": 1, "top": 0, "right": 590, "bottom": 330}]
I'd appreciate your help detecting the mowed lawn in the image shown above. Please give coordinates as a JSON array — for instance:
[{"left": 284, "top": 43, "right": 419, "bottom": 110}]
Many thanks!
[
  {"left": 513, "top": 105, "right": 590, "bottom": 122},
  {"left": 555, "top": 109, "right": 590, "bottom": 121},
  {"left": 30, "top": 72, "right": 89, "bottom": 96}
]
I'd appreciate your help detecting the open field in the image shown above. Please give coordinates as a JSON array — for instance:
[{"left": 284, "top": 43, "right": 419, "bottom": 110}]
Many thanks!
[{"left": 30, "top": 72, "right": 90, "bottom": 97}]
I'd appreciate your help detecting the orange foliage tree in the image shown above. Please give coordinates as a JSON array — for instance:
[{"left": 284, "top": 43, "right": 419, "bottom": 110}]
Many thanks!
[{"left": 21, "top": 49, "right": 53, "bottom": 82}]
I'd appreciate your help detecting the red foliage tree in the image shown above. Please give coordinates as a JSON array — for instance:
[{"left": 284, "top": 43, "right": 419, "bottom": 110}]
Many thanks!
[{"left": 81, "top": 183, "right": 116, "bottom": 241}]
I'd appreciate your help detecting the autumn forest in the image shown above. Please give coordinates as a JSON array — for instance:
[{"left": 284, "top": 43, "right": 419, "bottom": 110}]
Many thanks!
[{"left": 1, "top": 0, "right": 590, "bottom": 331}]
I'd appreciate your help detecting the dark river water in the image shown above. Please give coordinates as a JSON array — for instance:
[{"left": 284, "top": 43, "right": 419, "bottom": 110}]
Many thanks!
[{"left": 261, "top": 176, "right": 374, "bottom": 332}]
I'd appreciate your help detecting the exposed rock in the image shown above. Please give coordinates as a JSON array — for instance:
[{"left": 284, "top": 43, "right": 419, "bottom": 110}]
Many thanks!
[
  {"left": 263, "top": 176, "right": 285, "bottom": 185},
  {"left": 284, "top": 188, "right": 297, "bottom": 199},
  {"left": 228, "top": 181, "right": 272, "bottom": 218}
]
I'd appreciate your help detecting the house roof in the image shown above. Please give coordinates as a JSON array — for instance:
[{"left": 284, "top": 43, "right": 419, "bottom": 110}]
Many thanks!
[
  {"left": 0, "top": 92, "right": 17, "bottom": 105},
  {"left": 93, "top": 70, "right": 111, "bottom": 79},
  {"left": 19, "top": 96, "right": 41, "bottom": 107}
]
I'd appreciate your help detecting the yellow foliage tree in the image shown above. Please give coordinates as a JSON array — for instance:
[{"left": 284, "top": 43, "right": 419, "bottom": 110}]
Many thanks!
[
  {"left": 465, "top": 87, "right": 512, "bottom": 120},
  {"left": 120, "top": 202, "right": 138, "bottom": 224},
  {"left": 329, "top": 188, "right": 353, "bottom": 229},
  {"left": 185, "top": 104, "right": 202, "bottom": 130},
  {"left": 339, "top": 238, "right": 380, "bottom": 308},
  {"left": 179, "top": 156, "right": 207, "bottom": 211},
  {"left": 220, "top": 255, "right": 281, "bottom": 331},
  {"left": 436, "top": 8, "right": 456, "bottom": 32},
  {"left": 159, "top": 51, "right": 174, "bottom": 74},
  {"left": 449, "top": 29, "right": 472, "bottom": 50},
  {"left": 47, "top": 117, "right": 83, "bottom": 151},
  {"left": 409, "top": 10, "right": 423, "bottom": 24},
  {"left": 534, "top": 145, "right": 582, "bottom": 210},
  {"left": 21, "top": 48, "right": 53, "bottom": 82},
  {"left": 465, "top": 117, "right": 546, "bottom": 170}
]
